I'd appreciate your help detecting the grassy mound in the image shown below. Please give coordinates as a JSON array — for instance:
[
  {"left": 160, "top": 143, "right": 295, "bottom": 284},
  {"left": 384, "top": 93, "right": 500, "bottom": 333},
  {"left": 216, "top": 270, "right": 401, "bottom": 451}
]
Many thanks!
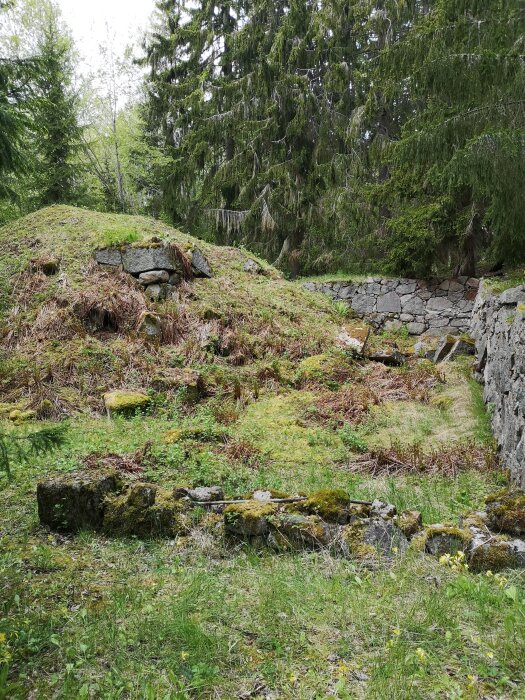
[{"left": 0, "top": 205, "right": 340, "bottom": 417}]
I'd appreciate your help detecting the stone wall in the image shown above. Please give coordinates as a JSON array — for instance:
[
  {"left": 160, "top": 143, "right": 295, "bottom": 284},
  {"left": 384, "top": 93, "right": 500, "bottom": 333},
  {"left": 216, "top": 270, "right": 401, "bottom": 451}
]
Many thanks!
[
  {"left": 304, "top": 276, "right": 479, "bottom": 335},
  {"left": 470, "top": 282, "right": 525, "bottom": 488}
]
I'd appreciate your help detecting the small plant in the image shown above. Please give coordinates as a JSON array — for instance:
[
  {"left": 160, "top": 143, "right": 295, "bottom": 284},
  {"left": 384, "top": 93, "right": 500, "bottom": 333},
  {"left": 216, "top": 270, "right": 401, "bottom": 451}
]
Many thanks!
[
  {"left": 338, "top": 424, "right": 368, "bottom": 453},
  {"left": 0, "top": 424, "right": 67, "bottom": 481},
  {"left": 332, "top": 300, "right": 351, "bottom": 320}
]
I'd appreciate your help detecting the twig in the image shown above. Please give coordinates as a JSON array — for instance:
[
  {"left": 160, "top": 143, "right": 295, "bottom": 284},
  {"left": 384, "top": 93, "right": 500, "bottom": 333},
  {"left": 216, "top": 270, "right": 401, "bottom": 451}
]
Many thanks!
[{"left": 189, "top": 496, "right": 373, "bottom": 507}]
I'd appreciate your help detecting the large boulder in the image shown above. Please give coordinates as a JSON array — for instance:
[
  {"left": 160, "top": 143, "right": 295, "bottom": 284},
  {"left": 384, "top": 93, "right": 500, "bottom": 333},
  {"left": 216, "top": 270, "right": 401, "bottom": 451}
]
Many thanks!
[
  {"left": 37, "top": 470, "right": 122, "bottom": 532},
  {"left": 95, "top": 243, "right": 186, "bottom": 275}
]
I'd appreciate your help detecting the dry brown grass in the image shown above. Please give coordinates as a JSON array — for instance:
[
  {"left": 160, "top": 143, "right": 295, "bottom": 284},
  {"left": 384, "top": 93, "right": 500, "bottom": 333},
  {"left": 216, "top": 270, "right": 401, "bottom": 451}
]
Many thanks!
[
  {"left": 308, "top": 385, "right": 379, "bottom": 427},
  {"left": 346, "top": 440, "right": 498, "bottom": 477},
  {"left": 71, "top": 270, "right": 147, "bottom": 333},
  {"left": 359, "top": 361, "right": 444, "bottom": 403},
  {"left": 83, "top": 442, "right": 152, "bottom": 474}
]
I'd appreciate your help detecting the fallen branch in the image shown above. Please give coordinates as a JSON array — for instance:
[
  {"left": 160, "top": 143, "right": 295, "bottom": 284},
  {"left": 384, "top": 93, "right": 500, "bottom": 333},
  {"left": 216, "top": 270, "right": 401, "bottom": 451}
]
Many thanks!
[{"left": 189, "top": 496, "right": 373, "bottom": 507}]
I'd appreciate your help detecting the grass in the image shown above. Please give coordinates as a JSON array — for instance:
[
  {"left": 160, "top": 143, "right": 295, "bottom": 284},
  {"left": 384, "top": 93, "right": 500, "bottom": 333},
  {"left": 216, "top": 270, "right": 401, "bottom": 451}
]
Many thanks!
[{"left": 1, "top": 206, "right": 524, "bottom": 698}]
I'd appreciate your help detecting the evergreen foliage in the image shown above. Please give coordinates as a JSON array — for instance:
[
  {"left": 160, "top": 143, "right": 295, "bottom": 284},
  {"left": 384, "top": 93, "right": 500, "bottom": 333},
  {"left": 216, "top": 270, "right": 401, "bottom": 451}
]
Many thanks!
[
  {"left": 0, "top": 424, "right": 67, "bottom": 481},
  {"left": 142, "top": 0, "right": 525, "bottom": 276}
]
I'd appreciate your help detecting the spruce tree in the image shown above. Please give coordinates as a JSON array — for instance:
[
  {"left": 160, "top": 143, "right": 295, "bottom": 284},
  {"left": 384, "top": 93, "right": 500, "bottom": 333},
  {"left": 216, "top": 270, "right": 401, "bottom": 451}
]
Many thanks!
[
  {"left": 32, "top": 9, "right": 83, "bottom": 206},
  {"left": 375, "top": 0, "right": 525, "bottom": 276}
]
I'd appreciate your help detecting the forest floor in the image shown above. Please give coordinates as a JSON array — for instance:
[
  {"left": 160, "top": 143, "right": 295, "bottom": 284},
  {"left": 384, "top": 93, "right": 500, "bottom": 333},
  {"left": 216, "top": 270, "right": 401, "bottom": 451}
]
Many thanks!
[{"left": 1, "top": 207, "right": 524, "bottom": 699}]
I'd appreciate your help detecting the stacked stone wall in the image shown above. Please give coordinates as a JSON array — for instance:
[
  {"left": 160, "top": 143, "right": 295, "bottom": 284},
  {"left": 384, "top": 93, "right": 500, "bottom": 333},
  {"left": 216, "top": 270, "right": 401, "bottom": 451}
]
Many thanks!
[
  {"left": 470, "top": 282, "right": 525, "bottom": 488},
  {"left": 304, "top": 276, "right": 479, "bottom": 335}
]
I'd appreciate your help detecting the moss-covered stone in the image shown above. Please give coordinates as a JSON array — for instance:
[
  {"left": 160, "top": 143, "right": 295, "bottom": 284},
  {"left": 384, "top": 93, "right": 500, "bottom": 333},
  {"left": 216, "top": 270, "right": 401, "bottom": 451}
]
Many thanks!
[
  {"left": 224, "top": 501, "right": 278, "bottom": 537},
  {"left": 8, "top": 408, "right": 36, "bottom": 423},
  {"left": 413, "top": 524, "right": 472, "bottom": 556},
  {"left": 468, "top": 536, "right": 518, "bottom": 573},
  {"left": 103, "top": 483, "right": 188, "bottom": 538},
  {"left": 103, "top": 391, "right": 150, "bottom": 416},
  {"left": 295, "top": 352, "right": 355, "bottom": 388},
  {"left": 37, "top": 470, "right": 123, "bottom": 533},
  {"left": 485, "top": 488, "right": 525, "bottom": 535},
  {"left": 340, "top": 518, "right": 407, "bottom": 560},
  {"left": 395, "top": 510, "right": 423, "bottom": 539},
  {"left": 269, "top": 513, "right": 332, "bottom": 551},
  {"left": 290, "top": 489, "right": 352, "bottom": 524}
]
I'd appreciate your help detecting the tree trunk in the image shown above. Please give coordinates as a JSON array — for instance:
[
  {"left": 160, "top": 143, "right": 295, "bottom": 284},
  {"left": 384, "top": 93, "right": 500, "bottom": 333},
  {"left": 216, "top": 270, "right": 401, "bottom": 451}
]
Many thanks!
[{"left": 459, "top": 206, "right": 482, "bottom": 277}]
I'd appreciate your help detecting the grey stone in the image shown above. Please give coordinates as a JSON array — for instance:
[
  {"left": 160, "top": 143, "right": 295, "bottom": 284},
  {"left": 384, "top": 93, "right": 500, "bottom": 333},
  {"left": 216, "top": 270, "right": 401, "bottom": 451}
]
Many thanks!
[
  {"left": 243, "top": 258, "right": 262, "bottom": 274},
  {"left": 138, "top": 312, "right": 162, "bottom": 338},
  {"left": 145, "top": 284, "right": 162, "bottom": 301},
  {"left": 370, "top": 500, "right": 397, "bottom": 519},
  {"left": 408, "top": 322, "right": 426, "bottom": 335},
  {"left": 138, "top": 270, "right": 170, "bottom": 285},
  {"left": 427, "top": 296, "right": 453, "bottom": 312},
  {"left": 433, "top": 335, "right": 458, "bottom": 362},
  {"left": 94, "top": 248, "right": 123, "bottom": 267},
  {"left": 499, "top": 287, "right": 525, "bottom": 305},
  {"left": 187, "top": 486, "right": 224, "bottom": 502},
  {"left": 377, "top": 291, "right": 401, "bottom": 313},
  {"left": 192, "top": 248, "right": 213, "bottom": 277},
  {"left": 122, "top": 245, "right": 182, "bottom": 274},
  {"left": 362, "top": 519, "right": 408, "bottom": 556}
]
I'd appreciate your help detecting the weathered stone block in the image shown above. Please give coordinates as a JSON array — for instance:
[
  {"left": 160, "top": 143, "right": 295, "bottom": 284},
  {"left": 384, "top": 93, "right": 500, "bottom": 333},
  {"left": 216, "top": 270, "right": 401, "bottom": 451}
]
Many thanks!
[{"left": 37, "top": 470, "right": 122, "bottom": 532}]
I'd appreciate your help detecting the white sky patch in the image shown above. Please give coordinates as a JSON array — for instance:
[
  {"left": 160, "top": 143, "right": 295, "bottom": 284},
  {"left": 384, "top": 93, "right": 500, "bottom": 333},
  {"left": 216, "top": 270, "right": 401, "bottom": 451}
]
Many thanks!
[{"left": 55, "top": 0, "right": 155, "bottom": 73}]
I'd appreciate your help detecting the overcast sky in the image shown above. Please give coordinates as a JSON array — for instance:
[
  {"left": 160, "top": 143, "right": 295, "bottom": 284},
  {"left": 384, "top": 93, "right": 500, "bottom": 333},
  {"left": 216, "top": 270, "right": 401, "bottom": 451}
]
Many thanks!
[{"left": 55, "top": 0, "right": 156, "bottom": 72}]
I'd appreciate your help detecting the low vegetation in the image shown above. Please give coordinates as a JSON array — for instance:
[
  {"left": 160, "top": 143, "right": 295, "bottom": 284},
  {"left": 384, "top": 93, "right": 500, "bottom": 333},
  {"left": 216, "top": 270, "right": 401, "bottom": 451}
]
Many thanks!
[{"left": 1, "top": 208, "right": 524, "bottom": 699}]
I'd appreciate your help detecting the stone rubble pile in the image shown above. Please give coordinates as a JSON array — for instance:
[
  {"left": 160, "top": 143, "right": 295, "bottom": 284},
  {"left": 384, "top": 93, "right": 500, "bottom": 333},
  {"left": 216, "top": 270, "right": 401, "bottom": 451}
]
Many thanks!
[
  {"left": 37, "top": 471, "right": 525, "bottom": 572},
  {"left": 304, "top": 276, "right": 479, "bottom": 336},
  {"left": 94, "top": 241, "right": 212, "bottom": 301}
]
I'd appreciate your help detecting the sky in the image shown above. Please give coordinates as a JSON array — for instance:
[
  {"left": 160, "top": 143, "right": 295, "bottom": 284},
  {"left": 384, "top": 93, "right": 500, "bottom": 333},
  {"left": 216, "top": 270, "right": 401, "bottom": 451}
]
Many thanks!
[{"left": 55, "top": 0, "right": 156, "bottom": 72}]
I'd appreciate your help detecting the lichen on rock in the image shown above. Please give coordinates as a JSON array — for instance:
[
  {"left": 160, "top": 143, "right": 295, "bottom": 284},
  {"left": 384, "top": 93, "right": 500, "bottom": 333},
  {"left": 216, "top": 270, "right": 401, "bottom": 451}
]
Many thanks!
[
  {"left": 224, "top": 501, "right": 278, "bottom": 537},
  {"left": 103, "top": 483, "right": 189, "bottom": 538},
  {"left": 289, "top": 489, "right": 352, "bottom": 524}
]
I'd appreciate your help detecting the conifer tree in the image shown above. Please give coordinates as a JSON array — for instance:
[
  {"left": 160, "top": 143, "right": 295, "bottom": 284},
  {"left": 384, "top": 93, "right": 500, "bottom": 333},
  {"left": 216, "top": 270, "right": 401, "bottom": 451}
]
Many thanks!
[
  {"left": 375, "top": 0, "right": 525, "bottom": 276},
  {"left": 32, "top": 8, "right": 83, "bottom": 205}
]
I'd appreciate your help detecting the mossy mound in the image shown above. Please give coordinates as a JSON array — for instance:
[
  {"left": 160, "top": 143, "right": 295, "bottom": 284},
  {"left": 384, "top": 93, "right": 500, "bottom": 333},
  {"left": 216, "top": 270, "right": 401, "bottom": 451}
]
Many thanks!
[
  {"left": 103, "top": 483, "right": 189, "bottom": 538},
  {"left": 295, "top": 352, "right": 356, "bottom": 388},
  {"left": 103, "top": 391, "right": 151, "bottom": 416},
  {"left": 290, "top": 489, "right": 353, "bottom": 524},
  {"left": 485, "top": 488, "right": 525, "bottom": 535}
]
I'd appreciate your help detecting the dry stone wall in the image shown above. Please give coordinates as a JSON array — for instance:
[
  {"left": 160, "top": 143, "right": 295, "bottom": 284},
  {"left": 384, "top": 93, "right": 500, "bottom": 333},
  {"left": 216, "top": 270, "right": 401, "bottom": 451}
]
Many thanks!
[
  {"left": 470, "top": 282, "right": 525, "bottom": 488},
  {"left": 304, "top": 276, "right": 479, "bottom": 335}
]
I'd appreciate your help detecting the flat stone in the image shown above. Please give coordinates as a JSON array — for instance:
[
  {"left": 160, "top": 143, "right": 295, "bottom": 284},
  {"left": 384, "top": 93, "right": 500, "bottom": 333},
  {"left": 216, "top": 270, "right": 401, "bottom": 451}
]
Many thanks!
[
  {"left": 432, "top": 335, "right": 458, "bottom": 362},
  {"left": 122, "top": 244, "right": 182, "bottom": 274},
  {"left": 368, "top": 349, "right": 405, "bottom": 366},
  {"left": 408, "top": 322, "right": 426, "bottom": 335},
  {"left": 427, "top": 296, "right": 453, "bottom": 312},
  {"left": 187, "top": 486, "right": 224, "bottom": 502},
  {"left": 138, "top": 270, "right": 170, "bottom": 285},
  {"left": 377, "top": 291, "right": 401, "bottom": 313}
]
